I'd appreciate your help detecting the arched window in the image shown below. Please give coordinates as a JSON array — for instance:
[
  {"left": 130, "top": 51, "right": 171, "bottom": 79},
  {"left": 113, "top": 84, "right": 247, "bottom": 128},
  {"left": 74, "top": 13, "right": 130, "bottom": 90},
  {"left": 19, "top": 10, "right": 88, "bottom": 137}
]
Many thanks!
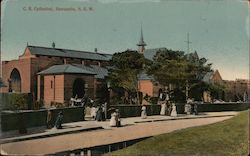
[{"left": 9, "top": 68, "right": 21, "bottom": 92}]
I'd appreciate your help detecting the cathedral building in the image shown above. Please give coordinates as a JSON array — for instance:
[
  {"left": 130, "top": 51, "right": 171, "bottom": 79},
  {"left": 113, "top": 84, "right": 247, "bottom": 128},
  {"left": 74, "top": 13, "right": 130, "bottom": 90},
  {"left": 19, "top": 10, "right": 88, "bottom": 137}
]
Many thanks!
[{"left": 1, "top": 44, "right": 111, "bottom": 107}]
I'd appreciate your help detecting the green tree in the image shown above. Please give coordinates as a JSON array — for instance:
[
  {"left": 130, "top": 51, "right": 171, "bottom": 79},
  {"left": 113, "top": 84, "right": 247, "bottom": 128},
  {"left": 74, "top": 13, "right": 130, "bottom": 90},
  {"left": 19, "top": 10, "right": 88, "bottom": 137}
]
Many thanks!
[
  {"left": 146, "top": 49, "right": 212, "bottom": 102},
  {"left": 189, "top": 81, "right": 225, "bottom": 101},
  {"left": 108, "top": 50, "right": 146, "bottom": 104}
]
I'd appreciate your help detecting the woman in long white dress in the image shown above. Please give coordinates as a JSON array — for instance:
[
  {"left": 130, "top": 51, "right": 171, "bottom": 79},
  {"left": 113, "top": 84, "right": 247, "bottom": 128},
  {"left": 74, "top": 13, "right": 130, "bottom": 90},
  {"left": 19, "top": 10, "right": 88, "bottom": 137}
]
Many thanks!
[
  {"left": 90, "top": 107, "right": 97, "bottom": 120},
  {"left": 160, "top": 102, "right": 166, "bottom": 115},
  {"left": 184, "top": 103, "right": 188, "bottom": 114},
  {"left": 170, "top": 103, "right": 177, "bottom": 117},
  {"left": 141, "top": 105, "right": 147, "bottom": 119},
  {"left": 110, "top": 112, "right": 117, "bottom": 127}
]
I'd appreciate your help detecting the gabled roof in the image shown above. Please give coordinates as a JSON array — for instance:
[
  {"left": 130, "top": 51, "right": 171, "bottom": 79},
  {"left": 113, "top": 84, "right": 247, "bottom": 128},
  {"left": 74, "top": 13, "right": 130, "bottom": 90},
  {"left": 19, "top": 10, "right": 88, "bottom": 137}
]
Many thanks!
[
  {"left": 138, "top": 72, "right": 153, "bottom": 80},
  {"left": 202, "top": 72, "right": 214, "bottom": 82},
  {"left": 73, "top": 64, "right": 109, "bottom": 79},
  {"left": 201, "top": 70, "right": 223, "bottom": 83},
  {"left": 37, "top": 64, "right": 96, "bottom": 75},
  {"left": 143, "top": 48, "right": 167, "bottom": 60},
  {"left": 27, "top": 45, "right": 112, "bottom": 61}
]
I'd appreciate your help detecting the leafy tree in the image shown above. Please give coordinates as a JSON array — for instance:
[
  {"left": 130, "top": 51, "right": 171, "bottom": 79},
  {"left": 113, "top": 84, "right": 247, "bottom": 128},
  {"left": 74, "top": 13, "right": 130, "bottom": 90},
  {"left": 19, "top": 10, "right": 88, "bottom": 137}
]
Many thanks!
[
  {"left": 146, "top": 49, "right": 213, "bottom": 102},
  {"left": 108, "top": 50, "right": 146, "bottom": 104},
  {"left": 95, "top": 82, "right": 109, "bottom": 105},
  {"left": 189, "top": 81, "right": 225, "bottom": 101},
  {"left": 209, "top": 83, "right": 225, "bottom": 101}
]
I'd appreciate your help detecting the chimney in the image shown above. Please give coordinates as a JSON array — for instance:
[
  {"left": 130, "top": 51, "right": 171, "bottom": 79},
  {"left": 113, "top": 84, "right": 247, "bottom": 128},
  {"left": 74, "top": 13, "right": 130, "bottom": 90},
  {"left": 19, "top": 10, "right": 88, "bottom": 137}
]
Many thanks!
[{"left": 94, "top": 48, "right": 98, "bottom": 53}]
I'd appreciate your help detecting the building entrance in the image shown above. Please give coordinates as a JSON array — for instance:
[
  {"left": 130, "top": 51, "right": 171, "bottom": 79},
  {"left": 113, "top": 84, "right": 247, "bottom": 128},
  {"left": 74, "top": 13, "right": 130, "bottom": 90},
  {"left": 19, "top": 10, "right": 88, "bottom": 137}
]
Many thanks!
[{"left": 72, "top": 78, "right": 85, "bottom": 98}]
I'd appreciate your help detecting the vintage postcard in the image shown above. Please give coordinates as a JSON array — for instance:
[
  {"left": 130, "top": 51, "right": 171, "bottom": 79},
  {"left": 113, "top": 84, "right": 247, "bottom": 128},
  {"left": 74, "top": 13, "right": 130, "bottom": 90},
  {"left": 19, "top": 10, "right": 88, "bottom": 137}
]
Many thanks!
[{"left": 0, "top": 0, "right": 249, "bottom": 155}]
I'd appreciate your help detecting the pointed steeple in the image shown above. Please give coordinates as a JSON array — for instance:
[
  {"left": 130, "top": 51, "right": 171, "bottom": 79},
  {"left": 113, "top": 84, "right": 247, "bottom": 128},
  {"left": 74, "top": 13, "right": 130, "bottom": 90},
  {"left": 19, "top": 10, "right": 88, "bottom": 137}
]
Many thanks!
[{"left": 137, "top": 25, "right": 147, "bottom": 54}]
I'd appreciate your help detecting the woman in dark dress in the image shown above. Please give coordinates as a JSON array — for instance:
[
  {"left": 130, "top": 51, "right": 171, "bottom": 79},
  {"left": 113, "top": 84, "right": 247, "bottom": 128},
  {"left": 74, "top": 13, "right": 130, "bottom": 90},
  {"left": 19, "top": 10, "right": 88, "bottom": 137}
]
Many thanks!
[
  {"left": 96, "top": 107, "right": 103, "bottom": 121},
  {"left": 55, "top": 111, "right": 63, "bottom": 129}
]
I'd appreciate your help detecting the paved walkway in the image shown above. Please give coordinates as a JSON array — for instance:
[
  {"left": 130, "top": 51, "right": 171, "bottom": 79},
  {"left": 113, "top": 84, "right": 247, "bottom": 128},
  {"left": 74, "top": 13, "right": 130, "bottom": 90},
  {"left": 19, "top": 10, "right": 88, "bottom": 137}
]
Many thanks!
[{"left": 0, "top": 111, "right": 238, "bottom": 155}]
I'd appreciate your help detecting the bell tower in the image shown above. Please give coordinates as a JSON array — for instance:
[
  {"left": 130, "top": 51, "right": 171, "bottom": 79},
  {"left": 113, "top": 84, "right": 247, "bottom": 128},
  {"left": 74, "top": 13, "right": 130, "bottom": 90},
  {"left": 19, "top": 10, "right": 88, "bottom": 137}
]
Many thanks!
[{"left": 137, "top": 26, "right": 147, "bottom": 54}]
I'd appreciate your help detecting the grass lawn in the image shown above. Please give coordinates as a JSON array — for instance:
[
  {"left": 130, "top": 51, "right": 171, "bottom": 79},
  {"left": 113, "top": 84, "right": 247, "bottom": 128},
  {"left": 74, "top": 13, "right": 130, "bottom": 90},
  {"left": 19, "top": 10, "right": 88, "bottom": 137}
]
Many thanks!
[{"left": 106, "top": 110, "right": 249, "bottom": 156}]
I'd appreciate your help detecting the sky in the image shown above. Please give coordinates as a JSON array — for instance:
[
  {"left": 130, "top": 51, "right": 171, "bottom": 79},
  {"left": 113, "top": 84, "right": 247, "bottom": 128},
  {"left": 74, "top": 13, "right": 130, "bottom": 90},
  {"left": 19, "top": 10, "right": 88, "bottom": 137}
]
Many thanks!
[{"left": 1, "top": 0, "right": 249, "bottom": 80}]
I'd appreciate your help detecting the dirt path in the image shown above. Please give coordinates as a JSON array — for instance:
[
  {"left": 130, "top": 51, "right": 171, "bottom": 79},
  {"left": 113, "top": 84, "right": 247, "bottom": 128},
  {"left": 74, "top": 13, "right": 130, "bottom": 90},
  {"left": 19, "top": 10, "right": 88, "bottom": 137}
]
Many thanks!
[{"left": 1, "top": 116, "right": 232, "bottom": 155}]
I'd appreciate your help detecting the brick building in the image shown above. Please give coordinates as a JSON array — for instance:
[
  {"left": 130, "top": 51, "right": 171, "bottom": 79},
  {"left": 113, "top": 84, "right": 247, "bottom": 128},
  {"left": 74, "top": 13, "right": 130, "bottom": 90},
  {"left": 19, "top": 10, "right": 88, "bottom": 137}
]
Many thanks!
[
  {"left": 1, "top": 44, "right": 111, "bottom": 107},
  {"left": 201, "top": 71, "right": 249, "bottom": 102},
  {"left": 0, "top": 27, "right": 164, "bottom": 107},
  {"left": 201, "top": 70, "right": 223, "bottom": 102}
]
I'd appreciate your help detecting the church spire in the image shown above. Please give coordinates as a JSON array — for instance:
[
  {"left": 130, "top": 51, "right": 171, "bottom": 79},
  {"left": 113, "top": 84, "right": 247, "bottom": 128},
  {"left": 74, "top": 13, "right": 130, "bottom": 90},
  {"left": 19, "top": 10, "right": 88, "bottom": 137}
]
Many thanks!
[{"left": 137, "top": 25, "right": 147, "bottom": 54}]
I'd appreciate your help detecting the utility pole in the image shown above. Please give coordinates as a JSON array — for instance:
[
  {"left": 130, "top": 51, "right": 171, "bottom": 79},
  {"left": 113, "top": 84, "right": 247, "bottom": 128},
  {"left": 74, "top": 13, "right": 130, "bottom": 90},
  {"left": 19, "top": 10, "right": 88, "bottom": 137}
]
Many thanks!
[
  {"left": 186, "top": 80, "right": 189, "bottom": 102},
  {"left": 185, "top": 33, "right": 192, "bottom": 102},
  {"left": 185, "top": 32, "right": 192, "bottom": 53}
]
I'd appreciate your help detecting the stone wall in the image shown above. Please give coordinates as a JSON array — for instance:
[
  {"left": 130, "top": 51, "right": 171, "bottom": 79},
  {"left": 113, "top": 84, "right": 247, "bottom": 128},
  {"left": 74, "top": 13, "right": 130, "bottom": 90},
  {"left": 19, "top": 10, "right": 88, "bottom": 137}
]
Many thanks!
[
  {"left": 1, "top": 106, "right": 85, "bottom": 132},
  {"left": 109, "top": 103, "right": 249, "bottom": 118}
]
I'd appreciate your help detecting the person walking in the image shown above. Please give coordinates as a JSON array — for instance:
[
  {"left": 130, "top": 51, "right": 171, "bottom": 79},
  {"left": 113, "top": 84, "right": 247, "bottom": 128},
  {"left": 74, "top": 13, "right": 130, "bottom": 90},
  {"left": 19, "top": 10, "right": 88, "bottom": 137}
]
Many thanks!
[
  {"left": 110, "top": 111, "right": 117, "bottom": 127},
  {"left": 55, "top": 111, "right": 63, "bottom": 129},
  {"left": 102, "top": 103, "right": 107, "bottom": 121},
  {"left": 141, "top": 105, "right": 147, "bottom": 119},
  {"left": 46, "top": 109, "right": 53, "bottom": 129},
  {"left": 167, "top": 102, "right": 172, "bottom": 116},
  {"left": 91, "top": 106, "right": 97, "bottom": 120},
  {"left": 170, "top": 103, "right": 177, "bottom": 117},
  {"left": 96, "top": 106, "right": 103, "bottom": 121},
  {"left": 160, "top": 101, "right": 167, "bottom": 115},
  {"left": 194, "top": 103, "right": 198, "bottom": 115}
]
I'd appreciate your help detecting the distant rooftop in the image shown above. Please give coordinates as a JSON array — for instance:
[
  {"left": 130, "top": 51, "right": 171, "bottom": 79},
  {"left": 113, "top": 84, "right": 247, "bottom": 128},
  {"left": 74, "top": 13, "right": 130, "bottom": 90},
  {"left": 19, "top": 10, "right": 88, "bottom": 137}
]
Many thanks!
[
  {"left": 37, "top": 64, "right": 96, "bottom": 75},
  {"left": 202, "top": 72, "right": 214, "bottom": 82},
  {"left": 27, "top": 45, "right": 112, "bottom": 61},
  {"left": 143, "top": 47, "right": 167, "bottom": 60},
  {"left": 73, "top": 64, "right": 109, "bottom": 79},
  {"left": 138, "top": 72, "right": 153, "bottom": 80}
]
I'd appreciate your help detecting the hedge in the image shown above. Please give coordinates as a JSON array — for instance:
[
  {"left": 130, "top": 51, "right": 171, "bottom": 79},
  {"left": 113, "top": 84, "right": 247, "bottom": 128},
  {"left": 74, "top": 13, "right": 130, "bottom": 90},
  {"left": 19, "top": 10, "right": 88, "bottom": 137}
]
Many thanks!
[{"left": 0, "top": 93, "right": 32, "bottom": 110}]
